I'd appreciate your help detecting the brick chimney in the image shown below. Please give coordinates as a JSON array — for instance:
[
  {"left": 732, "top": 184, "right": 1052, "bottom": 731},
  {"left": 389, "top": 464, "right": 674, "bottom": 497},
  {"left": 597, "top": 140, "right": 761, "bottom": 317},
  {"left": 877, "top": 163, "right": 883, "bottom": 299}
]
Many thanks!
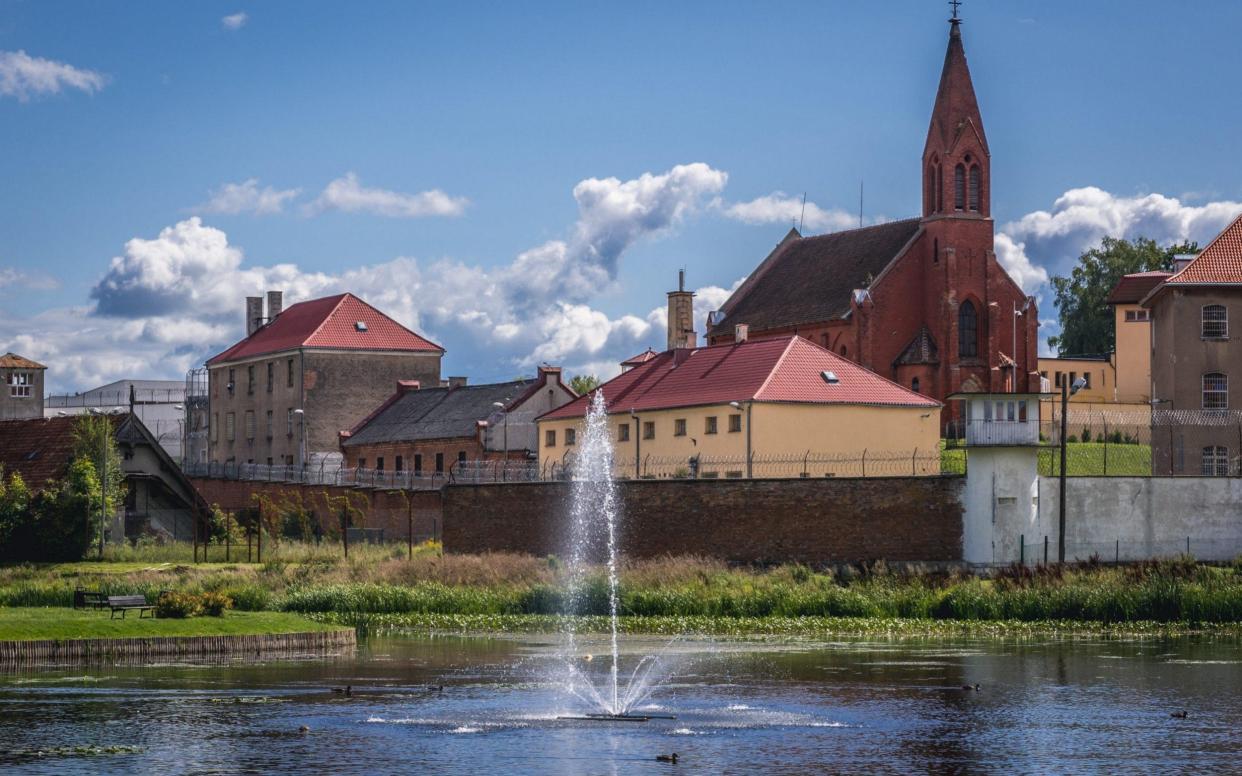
[
  {"left": 246, "top": 296, "right": 264, "bottom": 336},
  {"left": 666, "top": 269, "right": 696, "bottom": 351},
  {"left": 266, "top": 290, "right": 283, "bottom": 321},
  {"left": 734, "top": 323, "right": 749, "bottom": 343}
]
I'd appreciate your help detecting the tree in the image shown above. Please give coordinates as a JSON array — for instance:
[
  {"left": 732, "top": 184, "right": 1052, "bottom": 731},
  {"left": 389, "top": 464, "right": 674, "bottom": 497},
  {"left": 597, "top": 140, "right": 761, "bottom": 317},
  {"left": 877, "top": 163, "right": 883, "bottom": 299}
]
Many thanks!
[
  {"left": 569, "top": 374, "right": 600, "bottom": 395},
  {"left": 1048, "top": 236, "right": 1197, "bottom": 355},
  {"left": 71, "top": 414, "right": 126, "bottom": 520},
  {"left": 0, "top": 460, "right": 100, "bottom": 562}
]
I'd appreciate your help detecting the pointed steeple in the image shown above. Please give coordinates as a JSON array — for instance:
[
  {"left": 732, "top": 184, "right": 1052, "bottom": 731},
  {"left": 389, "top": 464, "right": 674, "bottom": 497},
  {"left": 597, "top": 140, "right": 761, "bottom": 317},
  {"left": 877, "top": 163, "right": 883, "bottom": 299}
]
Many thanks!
[{"left": 922, "top": 13, "right": 990, "bottom": 219}]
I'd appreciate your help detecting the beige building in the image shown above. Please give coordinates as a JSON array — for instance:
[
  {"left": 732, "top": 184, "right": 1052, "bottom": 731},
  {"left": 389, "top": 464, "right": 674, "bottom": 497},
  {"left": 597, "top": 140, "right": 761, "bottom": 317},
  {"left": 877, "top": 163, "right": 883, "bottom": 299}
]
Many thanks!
[
  {"left": 1144, "top": 215, "right": 1242, "bottom": 475},
  {"left": 1108, "top": 271, "right": 1169, "bottom": 404},
  {"left": 205, "top": 291, "right": 443, "bottom": 469},
  {"left": 538, "top": 333, "right": 942, "bottom": 479},
  {"left": 0, "top": 352, "right": 45, "bottom": 421}
]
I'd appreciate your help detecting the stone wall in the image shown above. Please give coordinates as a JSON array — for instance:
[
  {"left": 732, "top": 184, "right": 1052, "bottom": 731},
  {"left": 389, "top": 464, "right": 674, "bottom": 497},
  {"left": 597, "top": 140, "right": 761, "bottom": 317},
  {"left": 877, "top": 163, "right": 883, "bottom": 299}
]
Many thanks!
[
  {"left": 190, "top": 478, "right": 443, "bottom": 543},
  {"left": 443, "top": 477, "right": 964, "bottom": 564}
]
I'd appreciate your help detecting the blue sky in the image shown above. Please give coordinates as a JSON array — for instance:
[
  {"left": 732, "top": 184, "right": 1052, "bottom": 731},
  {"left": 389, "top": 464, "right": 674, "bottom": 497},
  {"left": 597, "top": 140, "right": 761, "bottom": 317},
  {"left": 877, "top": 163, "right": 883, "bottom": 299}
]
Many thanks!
[{"left": 3, "top": 1, "right": 1242, "bottom": 392}]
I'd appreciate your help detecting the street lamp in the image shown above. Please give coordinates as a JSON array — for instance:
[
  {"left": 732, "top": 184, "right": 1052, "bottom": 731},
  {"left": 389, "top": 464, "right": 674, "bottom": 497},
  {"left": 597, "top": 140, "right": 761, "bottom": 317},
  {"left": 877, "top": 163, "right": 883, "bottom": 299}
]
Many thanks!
[
  {"left": 730, "top": 400, "right": 752, "bottom": 478},
  {"left": 1058, "top": 376, "right": 1088, "bottom": 563}
]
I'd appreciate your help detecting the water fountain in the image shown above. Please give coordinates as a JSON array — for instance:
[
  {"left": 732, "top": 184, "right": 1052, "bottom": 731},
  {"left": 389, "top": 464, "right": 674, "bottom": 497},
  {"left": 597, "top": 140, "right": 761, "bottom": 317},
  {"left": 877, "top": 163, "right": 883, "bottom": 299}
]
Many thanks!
[{"left": 555, "top": 390, "right": 677, "bottom": 722}]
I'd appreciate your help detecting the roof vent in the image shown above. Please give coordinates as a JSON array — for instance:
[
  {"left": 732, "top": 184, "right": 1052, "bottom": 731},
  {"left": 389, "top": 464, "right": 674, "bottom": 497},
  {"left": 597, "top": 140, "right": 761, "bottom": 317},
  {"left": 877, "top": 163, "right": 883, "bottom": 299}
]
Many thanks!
[
  {"left": 821, "top": 370, "right": 839, "bottom": 384},
  {"left": 355, "top": 321, "right": 368, "bottom": 332}
]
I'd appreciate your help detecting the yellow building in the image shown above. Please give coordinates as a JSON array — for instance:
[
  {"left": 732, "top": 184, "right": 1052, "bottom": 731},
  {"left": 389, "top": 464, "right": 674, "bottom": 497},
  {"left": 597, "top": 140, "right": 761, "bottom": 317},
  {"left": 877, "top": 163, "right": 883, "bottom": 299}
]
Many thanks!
[
  {"left": 1038, "top": 355, "right": 1115, "bottom": 403},
  {"left": 537, "top": 335, "right": 942, "bottom": 478},
  {"left": 1108, "top": 270, "right": 1169, "bottom": 404}
]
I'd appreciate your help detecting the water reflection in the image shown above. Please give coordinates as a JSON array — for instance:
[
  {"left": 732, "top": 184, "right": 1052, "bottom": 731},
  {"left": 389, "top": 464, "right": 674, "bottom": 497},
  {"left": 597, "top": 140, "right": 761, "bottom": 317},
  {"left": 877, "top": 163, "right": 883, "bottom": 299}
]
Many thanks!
[{"left": 1, "top": 634, "right": 1240, "bottom": 774}]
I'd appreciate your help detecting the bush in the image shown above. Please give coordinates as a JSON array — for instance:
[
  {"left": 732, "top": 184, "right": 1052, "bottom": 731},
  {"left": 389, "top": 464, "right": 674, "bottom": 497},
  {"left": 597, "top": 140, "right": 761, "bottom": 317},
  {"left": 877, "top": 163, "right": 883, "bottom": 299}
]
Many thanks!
[
  {"left": 199, "top": 591, "right": 233, "bottom": 617},
  {"left": 156, "top": 591, "right": 201, "bottom": 619},
  {"left": 1081, "top": 428, "right": 1092, "bottom": 443},
  {"left": 221, "top": 583, "right": 270, "bottom": 611}
]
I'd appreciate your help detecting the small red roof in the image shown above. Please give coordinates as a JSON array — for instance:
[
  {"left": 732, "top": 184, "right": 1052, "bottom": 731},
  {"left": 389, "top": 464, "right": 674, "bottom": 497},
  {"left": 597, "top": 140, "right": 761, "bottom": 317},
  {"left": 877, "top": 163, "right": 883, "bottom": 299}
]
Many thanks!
[
  {"left": 620, "top": 348, "right": 659, "bottom": 367},
  {"left": 1106, "top": 271, "right": 1171, "bottom": 305},
  {"left": 0, "top": 352, "right": 46, "bottom": 370},
  {"left": 207, "top": 293, "right": 443, "bottom": 366},
  {"left": 542, "top": 335, "right": 939, "bottom": 420},
  {"left": 1165, "top": 212, "right": 1242, "bottom": 286}
]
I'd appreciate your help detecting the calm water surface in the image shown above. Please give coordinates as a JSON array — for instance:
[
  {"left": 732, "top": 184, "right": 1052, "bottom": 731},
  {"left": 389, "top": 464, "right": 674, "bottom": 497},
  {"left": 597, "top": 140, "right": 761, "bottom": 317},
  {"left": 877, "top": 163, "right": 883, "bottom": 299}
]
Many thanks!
[{"left": 1, "top": 633, "right": 1240, "bottom": 774}]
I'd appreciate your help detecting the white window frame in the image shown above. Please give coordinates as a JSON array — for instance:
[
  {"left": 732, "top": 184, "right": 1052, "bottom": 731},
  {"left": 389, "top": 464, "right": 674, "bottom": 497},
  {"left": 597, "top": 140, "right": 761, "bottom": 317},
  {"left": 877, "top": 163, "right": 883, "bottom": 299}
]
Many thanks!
[
  {"left": 1203, "top": 373, "right": 1228, "bottom": 411},
  {"left": 1202, "top": 446, "right": 1230, "bottom": 476},
  {"left": 7, "top": 371, "right": 32, "bottom": 398},
  {"left": 1202, "top": 305, "right": 1228, "bottom": 339}
]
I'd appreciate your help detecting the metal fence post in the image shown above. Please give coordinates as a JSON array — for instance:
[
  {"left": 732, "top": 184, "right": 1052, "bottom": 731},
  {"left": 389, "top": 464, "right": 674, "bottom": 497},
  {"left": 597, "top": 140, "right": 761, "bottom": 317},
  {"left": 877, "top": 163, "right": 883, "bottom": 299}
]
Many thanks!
[
  {"left": 1044, "top": 535, "right": 1049, "bottom": 565},
  {"left": 1020, "top": 534, "right": 1025, "bottom": 566}
]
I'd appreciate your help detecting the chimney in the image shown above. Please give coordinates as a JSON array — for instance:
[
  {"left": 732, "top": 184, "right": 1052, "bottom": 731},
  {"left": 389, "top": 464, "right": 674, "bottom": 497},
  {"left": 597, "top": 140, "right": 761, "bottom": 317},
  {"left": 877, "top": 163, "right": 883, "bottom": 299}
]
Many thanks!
[
  {"left": 666, "top": 269, "right": 696, "bottom": 351},
  {"left": 397, "top": 380, "right": 420, "bottom": 393},
  {"left": 1173, "top": 253, "right": 1197, "bottom": 273},
  {"left": 538, "top": 365, "right": 562, "bottom": 383},
  {"left": 266, "top": 290, "right": 283, "bottom": 321},
  {"left": 246, "top": 296, "right": 264, "bottom": 337},
  {"left": 734, "top": 323, "right": 749, "bottom": 343},
  {"left": 673, "top": 347, "right": 693, "bottom": 366},
  {"left": 447, "top": 376, "right": 468, "bottom": 388}
]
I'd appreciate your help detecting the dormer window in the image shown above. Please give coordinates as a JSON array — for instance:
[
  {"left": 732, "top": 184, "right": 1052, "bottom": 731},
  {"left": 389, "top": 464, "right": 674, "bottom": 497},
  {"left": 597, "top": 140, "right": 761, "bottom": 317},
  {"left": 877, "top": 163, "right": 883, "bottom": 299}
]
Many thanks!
[{"left": 355, "top": 321, "right": 368, "bottom": 332}]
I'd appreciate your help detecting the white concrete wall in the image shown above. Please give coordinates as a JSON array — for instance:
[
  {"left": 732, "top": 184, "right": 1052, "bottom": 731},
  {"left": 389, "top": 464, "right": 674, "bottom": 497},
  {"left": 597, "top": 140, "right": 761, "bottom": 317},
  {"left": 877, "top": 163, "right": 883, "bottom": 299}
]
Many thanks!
[{"left": 961, "top": 447, "right": 1040, "bottom": 565}]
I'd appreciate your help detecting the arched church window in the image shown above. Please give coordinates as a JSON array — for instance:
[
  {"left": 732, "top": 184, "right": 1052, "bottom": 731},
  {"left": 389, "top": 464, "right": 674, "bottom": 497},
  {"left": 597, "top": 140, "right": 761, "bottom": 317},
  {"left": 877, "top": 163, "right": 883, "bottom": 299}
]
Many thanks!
[
  {"left": 926, "top": 164, "right": 936, "bottom": 213},
  {"left": 933, "top": 238, "right": 939, "bottom": 264},
  {"left": 969, "top": 165, "right": 981, "bottom": 212},
  {"left": 954, "top": 164, "right": 966, "bottom": 210},
  {"left": 959, "top": 300, "right": 978, "bottom": 358},
  {"left": 936, "top": 166, "right": 943, "bottom": 212},
  {"left": 912, "top": 377, "right": 921, "bottom": 393}
]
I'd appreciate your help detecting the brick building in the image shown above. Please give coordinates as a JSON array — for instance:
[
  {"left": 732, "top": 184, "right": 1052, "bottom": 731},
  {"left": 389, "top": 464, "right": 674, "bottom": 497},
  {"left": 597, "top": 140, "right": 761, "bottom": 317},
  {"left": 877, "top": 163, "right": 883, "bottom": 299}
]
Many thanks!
[
  {"left": 204, "top": 291, "right": 443, "bottom": 469},
  {"left": 705, "top": 16, "right": 1037, "bottom": 424},
  {"left": 1, "top": 352, "right": 45, "bottom": 421},
  {"left": 341, "top": 366, "right": 575, "bottom": 476},
  {"left": 1143, "top": 213, "right": 1242, "bottom": 475}
]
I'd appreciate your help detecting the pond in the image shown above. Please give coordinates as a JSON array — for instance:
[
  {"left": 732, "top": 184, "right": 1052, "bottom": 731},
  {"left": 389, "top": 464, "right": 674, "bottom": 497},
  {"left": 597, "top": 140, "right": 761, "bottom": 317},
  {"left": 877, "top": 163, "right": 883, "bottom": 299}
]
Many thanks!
[{"left": 1, "top": 633, "right": 1240, "bottom": 774}]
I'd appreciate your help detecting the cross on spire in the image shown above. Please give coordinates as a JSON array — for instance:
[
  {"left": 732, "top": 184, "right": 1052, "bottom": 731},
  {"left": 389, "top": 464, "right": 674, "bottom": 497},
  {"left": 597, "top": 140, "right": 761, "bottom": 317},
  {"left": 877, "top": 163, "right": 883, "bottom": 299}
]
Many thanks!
[{"left": 949, "top": 0, "right": 962, "bottom": 22}]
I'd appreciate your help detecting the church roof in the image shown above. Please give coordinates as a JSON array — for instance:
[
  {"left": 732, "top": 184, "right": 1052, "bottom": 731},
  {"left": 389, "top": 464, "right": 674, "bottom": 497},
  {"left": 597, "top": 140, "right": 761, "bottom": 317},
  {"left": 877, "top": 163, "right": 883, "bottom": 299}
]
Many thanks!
[
  {"left": 925, "top": 19, "right": 989, "bottom": 157},
  {"left": 894, "top": 326, "right": 940, "bottom": 366},
  {"left": 708, "top": 219, "right": 922, "bottom": 338}
]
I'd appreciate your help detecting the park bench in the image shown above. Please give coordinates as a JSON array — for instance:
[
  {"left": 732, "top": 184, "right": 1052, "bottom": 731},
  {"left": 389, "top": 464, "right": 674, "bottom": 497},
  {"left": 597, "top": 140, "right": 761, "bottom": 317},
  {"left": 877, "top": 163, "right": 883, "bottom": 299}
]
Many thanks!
[
  {"left": 107, "top": 595, "right": 154, "bottom": 619},
  {"left": 73, "top": 589, "right": 107, "bottom": 610}
]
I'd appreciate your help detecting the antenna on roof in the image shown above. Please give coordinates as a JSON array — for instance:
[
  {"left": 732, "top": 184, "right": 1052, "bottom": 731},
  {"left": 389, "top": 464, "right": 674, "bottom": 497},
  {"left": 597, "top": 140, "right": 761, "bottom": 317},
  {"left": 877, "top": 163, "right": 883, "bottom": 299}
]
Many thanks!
[
  {"left": 858, "top": 180, "right": 864, "bottom": 228},
  {"left": 799, "top": 192, "right": 807, "bottom": 233}
]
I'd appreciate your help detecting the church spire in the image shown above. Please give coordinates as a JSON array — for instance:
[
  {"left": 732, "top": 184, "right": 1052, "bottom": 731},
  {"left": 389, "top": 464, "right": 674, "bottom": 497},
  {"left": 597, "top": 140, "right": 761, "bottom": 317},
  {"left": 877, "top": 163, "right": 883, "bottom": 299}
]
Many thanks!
[{"left": 922, "top": 4, "right": 990, "bottom": 219}]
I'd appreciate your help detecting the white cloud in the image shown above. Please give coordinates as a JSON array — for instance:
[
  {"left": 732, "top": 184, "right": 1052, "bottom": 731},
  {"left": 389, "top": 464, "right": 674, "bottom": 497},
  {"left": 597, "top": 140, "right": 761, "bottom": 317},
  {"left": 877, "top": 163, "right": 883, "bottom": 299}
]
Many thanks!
[
  {"left": 0, "top": 267, "right": 60, "bottom": 291},
  {"left": 221, "top": 12, "right": 248, "bottom": 30},
  {"left": 0, "top": 50, "right": 107, "bottom": 101},
  {"left": 196, "top": 178, "right": 300, "bottom": 215},
  {"left": 992, "top": 233, "right": 1048, "bottom": 294},
  {"left": 307, "top": 173, "right": 469, "bottom": 219},
  {"left": 721, "top": 191, "right": 864, "bottom": 233}
]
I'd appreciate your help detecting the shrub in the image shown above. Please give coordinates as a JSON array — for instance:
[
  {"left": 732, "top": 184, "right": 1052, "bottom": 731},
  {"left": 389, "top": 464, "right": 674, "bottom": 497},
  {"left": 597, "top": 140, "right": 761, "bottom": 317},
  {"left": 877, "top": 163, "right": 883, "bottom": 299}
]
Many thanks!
[
  {"left": 199, "top": 591, "right": 233, "bottom": 617},
  {"left": 156, "top": 591, "right": 201, "bottom": 619},
  {"left": 1081, "top": 428, "right": 1092, "bottom": 443},
  {"left": 221, "top": 583, "right": 270, "bottom": 611}
]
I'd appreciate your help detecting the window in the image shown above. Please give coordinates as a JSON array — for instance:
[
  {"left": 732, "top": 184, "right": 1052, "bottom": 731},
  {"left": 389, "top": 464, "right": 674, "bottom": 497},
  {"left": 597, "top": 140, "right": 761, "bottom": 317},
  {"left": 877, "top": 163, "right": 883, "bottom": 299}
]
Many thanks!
[
  {"left": 820, "top": 333, "right": 829, "bottom": 347},
  {"left": 1203, "top": 373, "right": 1228, "bottom": 410},
  {"left": 435, "top": 453, "right": 444, "bottom": 473},
  {"left": 212, "top": 412, "right": 219, "bottom": 442},
  {"left": 545, "top": 429, "right": 556, "bottom": 447},
  {"left": 357, "top": 458, "right": 366, "bottom": 469},
  {"left": 933, "top": 238, "right": 939, "bottom": 264},
  {"left": 395, "top": 456, "right": 404, "bottom": 472},
  {"left": 1082, "top": 372, "right": 1091, "bottom": 389},
  {"left": 565, "top": 428, "right": 577, "bottom": 446},
  {"left": 1202, "top": 304, "right": 1228, "bottom": 339},
  {"left": 287, "top": 358, "right": 295, "bottom": 387},
  {"left": 226, "top": 412, "right": 236, "bottom": 442},
  {"left": 705, "top": 416, "right": 718, "bottom": 434},
  {"left": 935, "top": 164, "right": 943, "bottom": 212},
  {"left": 643, "top": 421, "right": 655, "bottom": 440},
  {"left": 1018, "top": 400, "right": 1028, "bottom": 422},
  {"left": 1054, "top": 371, "right": 1064, "bottom": 388},
  {"left": 1040, "top": 370, "right": 1048, "bottom": 381},
  {"left": 228, "top": 368, "right": 236, "bottom": 395},
  {"left": 674, "top": 418, "right": 687, "bottom": 436},
  {"left": 926, "top": 163, "right": 937, "bottom": 213},
  {"left": 1125, "top": 309, "right": 1149, "bottom": 322},
  {"left": 267, "top": 457, "right": 273, "bottom": 467},
  {"left": 953, "top": 164, "right": 965, "bottom": 210},
  {"left": 265, "top": 410, "right": 273, "bottom": 439},
  {"left": 1202, "top": 446, "right": 1230, "bottom": 476},
  {"left": 247, "top": 365, "right": 255, "bottom": 395},
  {"left": 7, "top": 371, "right": 32, "bottom": 398},
  {"left": 911, "top": 377, "right": 921, "bottom": 393},
  {"left": 287, "top": 408, "right": 295, "bottom": 436},
  {"left": 266, "top": 362, "right": 274, "bottom": 392},
  {"left": 376, "top": 457, "right": 384, "bottom": 472},
  {"left": 244, "top": 410, "right": 256, "bottom": 440},
  {"left": 728, "top": 414, "right": 742, "bottom": 433},
  {"left": 618, "top": 424, "right": 630, "bottom": 442},
  {"left": 414, "top": 454, "right": 423, "bottom": 475},
  {"left": 840, "top": 345, "right": 848, "bottom": 357},
  {"left": 958, "top": 300, "right": 978, "bottom": 358},
  {"left": 968, "top": 165, "right": 981, "bottom": 211},
  {"left": 457, "top": 451, "right": 467, "bottom": 465}
]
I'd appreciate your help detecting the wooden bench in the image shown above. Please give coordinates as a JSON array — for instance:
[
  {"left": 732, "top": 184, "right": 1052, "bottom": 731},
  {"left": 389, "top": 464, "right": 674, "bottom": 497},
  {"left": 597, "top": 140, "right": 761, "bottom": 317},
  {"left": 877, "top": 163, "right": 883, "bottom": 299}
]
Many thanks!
[
  {"left": 73, "top": 589, "right": 107, "bottom": 610},
  {"left": 108, "top": 595, "right": 154, "bottom": 619}
]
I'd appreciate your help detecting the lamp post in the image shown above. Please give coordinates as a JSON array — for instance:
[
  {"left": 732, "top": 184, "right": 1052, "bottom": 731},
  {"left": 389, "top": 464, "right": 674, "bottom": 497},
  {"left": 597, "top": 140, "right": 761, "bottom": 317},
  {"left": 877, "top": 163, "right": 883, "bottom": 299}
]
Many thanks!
[
  {"left": 730, "top": 401, "right": 752, "bottom": 478},
  {"left": 1058, "top": 376, "right": 1087, "bottom": 563}
]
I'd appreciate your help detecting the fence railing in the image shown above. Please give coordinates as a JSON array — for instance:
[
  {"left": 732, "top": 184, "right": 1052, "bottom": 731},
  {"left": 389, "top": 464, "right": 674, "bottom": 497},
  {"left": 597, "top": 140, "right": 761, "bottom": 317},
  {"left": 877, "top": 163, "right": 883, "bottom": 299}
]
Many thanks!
[{"left": 183, "top": 461, "right": 449, "bottom": 490}]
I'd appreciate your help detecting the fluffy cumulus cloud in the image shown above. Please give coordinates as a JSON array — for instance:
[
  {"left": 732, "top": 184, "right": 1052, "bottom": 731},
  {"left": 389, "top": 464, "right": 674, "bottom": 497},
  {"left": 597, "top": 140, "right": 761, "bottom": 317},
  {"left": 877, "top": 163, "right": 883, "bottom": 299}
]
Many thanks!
[
  {"left": 0, "top": 50, "right": 107, "bottom": 101},
  {"left": 196, "top": 178, "right": 300, "bottom": 215},
  {"left": 8, "top": 163, "right": 729, "bottom": 390},
  {"left": 721, "top": 191, "right": 862, "bottom": 233},
  {"left": 307, "top": 173, "right": 469, "bottom": 219},
  {"left": 221, "top": 12, "right": 248, "bottom": 30}
]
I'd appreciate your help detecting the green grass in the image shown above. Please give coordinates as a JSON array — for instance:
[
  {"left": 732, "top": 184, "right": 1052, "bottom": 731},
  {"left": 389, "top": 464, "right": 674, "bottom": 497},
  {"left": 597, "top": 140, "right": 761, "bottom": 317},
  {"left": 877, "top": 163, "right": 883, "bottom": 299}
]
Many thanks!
[
  {"left": 0, "top": 607, "right": 346, "bottom": 642},
  {"left": 1039, "top": 442, "right": 1153, "bottom": 476}
]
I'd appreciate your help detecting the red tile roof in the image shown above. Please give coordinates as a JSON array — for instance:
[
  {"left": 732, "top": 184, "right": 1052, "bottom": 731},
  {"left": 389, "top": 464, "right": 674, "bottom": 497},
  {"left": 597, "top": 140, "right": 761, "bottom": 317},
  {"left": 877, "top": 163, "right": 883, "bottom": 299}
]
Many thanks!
[
  {"left": 1164, "top": 212, "right": 1242, "bottom": 285},
  {"left": 620, "top": 348, "right": 659, "bottom": 367},
  {"left": 207, "top": 293, "right": 443, "bottom": 366},
  {"left": 0, "top": 352, "right": 46, "bottom": 370},
  {"left": 0, "top": 416, "right": 117, "bottom": 489},
  {"left": 1106, "top": 271, "right": 1171, "bottom": 305},
  {"left": 542, "top": 336, "right": 939, "bottom": 420}
]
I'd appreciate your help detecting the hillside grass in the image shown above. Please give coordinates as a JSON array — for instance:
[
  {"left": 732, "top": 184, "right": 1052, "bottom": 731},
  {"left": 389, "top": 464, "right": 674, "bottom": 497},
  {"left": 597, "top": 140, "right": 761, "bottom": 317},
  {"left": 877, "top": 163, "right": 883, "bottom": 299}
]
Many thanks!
[
  {"left": 1040, "top": 442, "right": 1153, "bottom": 476},
  {"left": 0, "top": 608, "right": 344, "bottom": 642}
]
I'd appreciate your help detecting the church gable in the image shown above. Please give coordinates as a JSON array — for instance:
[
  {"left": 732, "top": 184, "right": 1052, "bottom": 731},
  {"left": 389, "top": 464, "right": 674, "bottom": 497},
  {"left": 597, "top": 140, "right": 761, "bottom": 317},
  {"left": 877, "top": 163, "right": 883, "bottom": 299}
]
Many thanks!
[{"left": 894, "top": 326, "right": 940, "bottom": 366}]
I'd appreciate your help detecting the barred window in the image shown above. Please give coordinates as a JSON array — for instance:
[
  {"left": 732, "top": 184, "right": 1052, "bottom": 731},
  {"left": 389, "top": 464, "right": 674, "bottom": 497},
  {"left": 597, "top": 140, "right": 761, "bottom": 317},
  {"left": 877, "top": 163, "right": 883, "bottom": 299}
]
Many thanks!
[
  {"left": 1202, "top": 446, "right": 1230, "bottom": 476},
  {"left": 1203, "top": 373, "right": 1228, "bottom": 410},
  {"left": 674, "top": 418, "right": 687, "bottom": 436},
  {"left": 643, "top": 421, "right": 655, "bottom": 440},
  {"left": 244, "top": 410, "right": 256, "bottom": 440},
  {"left": 545, "top": 429, "right": 556, "bottom": 447},
  {"left": 1202, "top": 305, "right": 1228, "bottom": 339},
  {"left": 247, "top": 365, "right": 255, "bottom": 395},
  {"left": 728, "top": 414, "right": 742, "bottom": 433},
  {"left": 705, "top": 416, "right": 718, "bottom": 434},
  {"left": 266, "top": 362, "right": 274, "bottom": 392},
  {"left": 565, "top": 428, "right": 576, "bottom": 446},
  {"left": 226, "top": 412, "right": 235, "bottom": 442},
  {"left": 265, "top": 410, "right": 273, "bottom": 439},
  {"left": 618, "top": 423, "right": 630, "bottom": 442}
]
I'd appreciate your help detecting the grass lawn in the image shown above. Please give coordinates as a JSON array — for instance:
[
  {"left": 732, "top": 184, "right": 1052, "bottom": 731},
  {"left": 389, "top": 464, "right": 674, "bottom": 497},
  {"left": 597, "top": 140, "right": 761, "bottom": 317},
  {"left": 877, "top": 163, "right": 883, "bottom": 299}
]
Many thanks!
[
  {"left": 1039, "top": 442, "right": 1153, "bottom": 476},
  {"left": 0, "top": 607, "right": 346, "bottom": 642}
]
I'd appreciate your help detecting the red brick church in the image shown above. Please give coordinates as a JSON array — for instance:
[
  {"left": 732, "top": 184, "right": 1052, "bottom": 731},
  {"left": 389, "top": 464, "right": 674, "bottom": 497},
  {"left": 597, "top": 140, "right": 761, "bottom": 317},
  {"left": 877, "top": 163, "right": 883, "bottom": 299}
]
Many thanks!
[{"left": 707, "top": 15, "right": 1038, "bottom": 421}]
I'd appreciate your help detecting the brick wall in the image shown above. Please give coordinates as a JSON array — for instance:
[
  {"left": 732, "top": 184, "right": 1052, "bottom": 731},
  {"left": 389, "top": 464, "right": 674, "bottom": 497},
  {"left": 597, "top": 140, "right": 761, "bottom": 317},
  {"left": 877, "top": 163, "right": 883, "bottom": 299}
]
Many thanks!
[
  {"left": 189, "top": 477, "right": 443, "bottom": 542},
  {"left": 443, "top": 477, "right": 964, "bottom": 564}
]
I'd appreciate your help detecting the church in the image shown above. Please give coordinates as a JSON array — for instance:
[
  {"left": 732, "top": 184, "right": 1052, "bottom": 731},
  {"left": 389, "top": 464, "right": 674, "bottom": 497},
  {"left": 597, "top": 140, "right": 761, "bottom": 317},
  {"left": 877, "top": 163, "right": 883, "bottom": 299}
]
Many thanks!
[{"left": 706, "top": 13, "right": 1039, "bottom": 424}]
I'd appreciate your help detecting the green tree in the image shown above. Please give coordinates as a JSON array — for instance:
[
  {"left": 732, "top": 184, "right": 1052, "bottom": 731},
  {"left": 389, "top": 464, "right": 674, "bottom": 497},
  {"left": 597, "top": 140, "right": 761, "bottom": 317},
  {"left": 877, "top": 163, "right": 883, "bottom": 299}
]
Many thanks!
[
  {"left": 71, "top": 414, "right": 126, "bottom": 519},
  {"left": 1048, "top": 236, "right": 1197, "bottom": 355},
  {"left": 0, "top": 460, "right": 100, "bottom": 562},
  {"left": 569, "top": 374, "right": 600, "bottom": 395}
]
